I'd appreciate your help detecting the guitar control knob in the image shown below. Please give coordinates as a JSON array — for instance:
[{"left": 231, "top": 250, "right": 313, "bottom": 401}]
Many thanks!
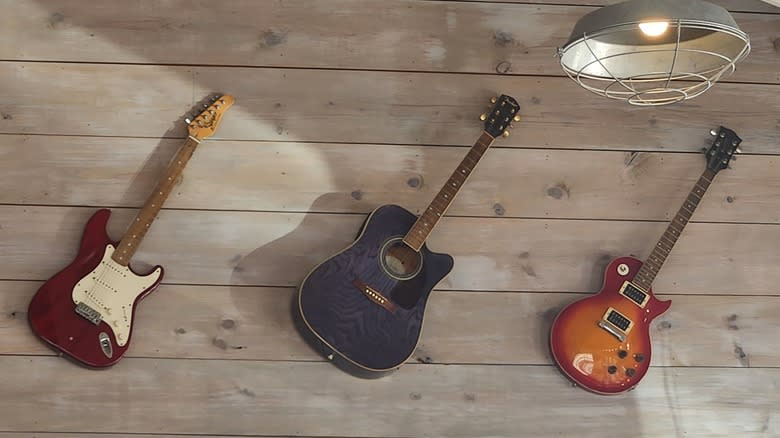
[
  {"left": 634, "top": 353, "right": 645, "bottom": 363},
  {"left": 607, "top": 365, "right": 617, "bottom": 374},
  {"left": 626, "top": 368, "right": 636, "bottom": 377},
  {"left": 618, "top": 349, "right": 628, "bottom": 359}
]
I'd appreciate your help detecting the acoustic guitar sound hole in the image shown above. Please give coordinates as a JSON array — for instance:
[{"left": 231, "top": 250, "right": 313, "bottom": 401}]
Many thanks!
[{"left": 379, "top": 237, "right": 423, "bottom": 280}]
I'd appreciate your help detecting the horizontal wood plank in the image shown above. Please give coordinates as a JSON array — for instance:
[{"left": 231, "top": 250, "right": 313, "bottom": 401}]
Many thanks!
[
  {"left": 2, "top": 281, "right": 777, "bottom": 367},
  {"left": 0, "top": 435, "right": 301, "bottom": 438},
  {"left": 0, "top": 205, "right": 777, "bottom": 294},
  {"left": 2, "top": 1, "right": 776, "bottom": 84},
  {"left": 1, "top": 63, "right": 779, "bottom": 153},
  {"left": 0, "top": 135, "right": 775, "bottom": 222},
  {"left": 0, "top": 357, "right": 777, "bottom": 437}
]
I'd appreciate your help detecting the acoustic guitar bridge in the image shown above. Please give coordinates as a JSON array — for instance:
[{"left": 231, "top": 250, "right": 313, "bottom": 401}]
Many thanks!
[{"left": 352, "top": 279, "right": 397, "bottom": 314}]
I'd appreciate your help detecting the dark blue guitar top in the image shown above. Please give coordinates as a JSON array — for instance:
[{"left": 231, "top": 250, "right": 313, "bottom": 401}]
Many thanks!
[{"left": 298, "top": 204, "right": 453, "bottom": 374}]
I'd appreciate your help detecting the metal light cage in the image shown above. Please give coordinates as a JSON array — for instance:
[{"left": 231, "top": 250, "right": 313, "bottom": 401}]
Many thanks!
[{"left": 559, "top": 0, "right": 751, "bottom": 106}]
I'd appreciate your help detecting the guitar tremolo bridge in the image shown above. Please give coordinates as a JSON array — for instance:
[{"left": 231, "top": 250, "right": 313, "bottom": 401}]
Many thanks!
[
  {"left": 352, "top": 279, "right": 398, "bottom": 314},
  {"left": 75, "top": 301, "right": 103, "bottom": 325}
]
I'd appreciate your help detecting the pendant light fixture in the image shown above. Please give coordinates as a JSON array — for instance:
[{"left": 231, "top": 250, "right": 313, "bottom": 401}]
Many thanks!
[{"left": 558, "top": 0, "right": 750, "bottom": 106}]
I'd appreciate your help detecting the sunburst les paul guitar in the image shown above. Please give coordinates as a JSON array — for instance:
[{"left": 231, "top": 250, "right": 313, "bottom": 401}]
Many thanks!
[
  {"left": 27, "top": 95, "right": 234, "bottom": 367},
  {"left": 550, "top": 126, "right": 742, "bottom": 394},
  {"left": 297, "top": 94, "right": 520, "bottom": 377}
]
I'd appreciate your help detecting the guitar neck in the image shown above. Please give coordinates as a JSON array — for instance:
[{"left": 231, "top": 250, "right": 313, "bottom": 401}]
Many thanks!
[
  {"left": 632, "top": 167, "right": 717, "bottom": 291},
  {"left": 403, "top": 132, "right": 495, "bottom": 251},
  {"left": 111, "top": 136, "right": 201, "bottom": 266}
]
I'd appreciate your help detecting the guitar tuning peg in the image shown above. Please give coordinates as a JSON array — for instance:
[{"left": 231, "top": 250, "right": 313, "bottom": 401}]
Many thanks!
[
  {"left": 203, "top": 103, "right": 209, "bottom": 108},
  {"left": 710, "top": 129, "right": 718, "bottom": 136},
  {"left": 479, "top": 113, "right": 487, "bottom": 121},
  {"left": 502, "top": 130, "right": 510, "bottom": 137},
  {"left": 513, "top": 114, "right": 521, "bottom": 122},
  {"left": 185, "top": 118, "right": 192, "bottom": 124},
  {"left": 490, "top": 96, "right": 498, "bottom": 104},
  {"left": 735, "top": 147, "right": 742, "bottom": 154}
]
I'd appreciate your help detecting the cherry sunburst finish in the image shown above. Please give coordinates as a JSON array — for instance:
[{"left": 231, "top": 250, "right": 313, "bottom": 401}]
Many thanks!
[
  {"left": 550, "top": 126, "right": 743, "bottom": 394},
  {"left": 297, "top": 95, "right": 520, "bottom": 377},
  {"left": 27, "top": 95, "right": 234, "bottom": 367}
]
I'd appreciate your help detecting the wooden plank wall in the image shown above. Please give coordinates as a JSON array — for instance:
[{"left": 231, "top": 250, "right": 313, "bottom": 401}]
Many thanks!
[{"left": 0, "top": 1, "right": 778, "bottom": 437}]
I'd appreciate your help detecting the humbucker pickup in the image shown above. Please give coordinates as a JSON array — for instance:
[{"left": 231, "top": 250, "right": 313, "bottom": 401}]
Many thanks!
[
  {"left": 598, "top": 307, "right": 633, "bottom": 342},
  {"left": 75, "top": 301, "right": 102, "bottom": 325},
  {"left": 619, "top": 281, "right": 649, "bottom": 307}
]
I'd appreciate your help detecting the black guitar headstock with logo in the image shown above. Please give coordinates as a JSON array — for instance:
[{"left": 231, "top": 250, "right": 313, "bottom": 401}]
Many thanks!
[
  {"left": 706, "top": 126, "right": 742, "bottom": 173},
  {"left": 481, "top": 95, "right": 521, "bottom": 138}
]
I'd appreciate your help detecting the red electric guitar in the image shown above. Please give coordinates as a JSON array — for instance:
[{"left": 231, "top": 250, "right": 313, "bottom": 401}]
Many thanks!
[
  {"left": 28, "top": 95, "right": 234, "bottom": 367},
  {"left": 550, "top": 126, "right": 742, "bottom": 394}
]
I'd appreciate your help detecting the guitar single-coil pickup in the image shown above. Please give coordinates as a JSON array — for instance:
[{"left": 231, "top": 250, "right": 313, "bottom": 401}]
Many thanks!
[
  {"left": 598, "top": 307, "right": 633, "bottom": 342},
  {"left": 352, "top": 279, "right": 397, "bottom": 314}
]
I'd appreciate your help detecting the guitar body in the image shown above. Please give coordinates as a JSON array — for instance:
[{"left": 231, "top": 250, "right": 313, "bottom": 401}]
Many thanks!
[
  {"left": 28, "top": 209, "right": 163, "bottom": 367},
  {"left": 550, "top": 257, "right": 671, "bottom": 394},
  {"left": 297, "top": 204, "right": 454, "bottom": 378}
]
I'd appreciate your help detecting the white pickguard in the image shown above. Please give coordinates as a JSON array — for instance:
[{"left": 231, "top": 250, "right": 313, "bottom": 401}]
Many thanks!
[{"left": 72, "top": 244, "right": 162, "bottom": 347}]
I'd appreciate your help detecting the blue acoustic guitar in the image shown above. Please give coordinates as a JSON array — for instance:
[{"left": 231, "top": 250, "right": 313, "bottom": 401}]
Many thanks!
[{"left": 296, "top": 94, "right": 520, "bottom": 377}]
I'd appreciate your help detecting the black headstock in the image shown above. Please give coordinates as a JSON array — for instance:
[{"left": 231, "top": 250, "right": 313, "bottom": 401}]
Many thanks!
[
  {"left": 705, "top": 126, "right": 742, "bottom": 173},
  {"left": 480, "top": 94, "right": 520, "bottom": 138}
]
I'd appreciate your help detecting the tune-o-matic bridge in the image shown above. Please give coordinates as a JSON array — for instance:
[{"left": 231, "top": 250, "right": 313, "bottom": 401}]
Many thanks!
[
  {"left": 352, "top": 279, "right": 398, "bottom": 314},
  {"left": 75, "top": 301, "right": 102, "bottom": 325},
  {"left": 598, "top": 307, "right": 633, "bottom": 342}
]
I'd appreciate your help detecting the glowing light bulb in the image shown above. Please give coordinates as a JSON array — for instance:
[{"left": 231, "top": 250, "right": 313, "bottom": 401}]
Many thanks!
[{"left": 639, "top": 21, "right": 669, "bottom": 37}]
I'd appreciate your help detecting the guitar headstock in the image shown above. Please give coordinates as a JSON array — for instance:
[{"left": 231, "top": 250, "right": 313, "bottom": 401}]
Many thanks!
[
  {"left": 705, "top": 126, "right": 742, "bottom": 173},
  {"left": 480, "top": 94, "right": 520, "bottom": 138},
  {"left": 186, "top": 95, "right": 235, "bottom": 140}
]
